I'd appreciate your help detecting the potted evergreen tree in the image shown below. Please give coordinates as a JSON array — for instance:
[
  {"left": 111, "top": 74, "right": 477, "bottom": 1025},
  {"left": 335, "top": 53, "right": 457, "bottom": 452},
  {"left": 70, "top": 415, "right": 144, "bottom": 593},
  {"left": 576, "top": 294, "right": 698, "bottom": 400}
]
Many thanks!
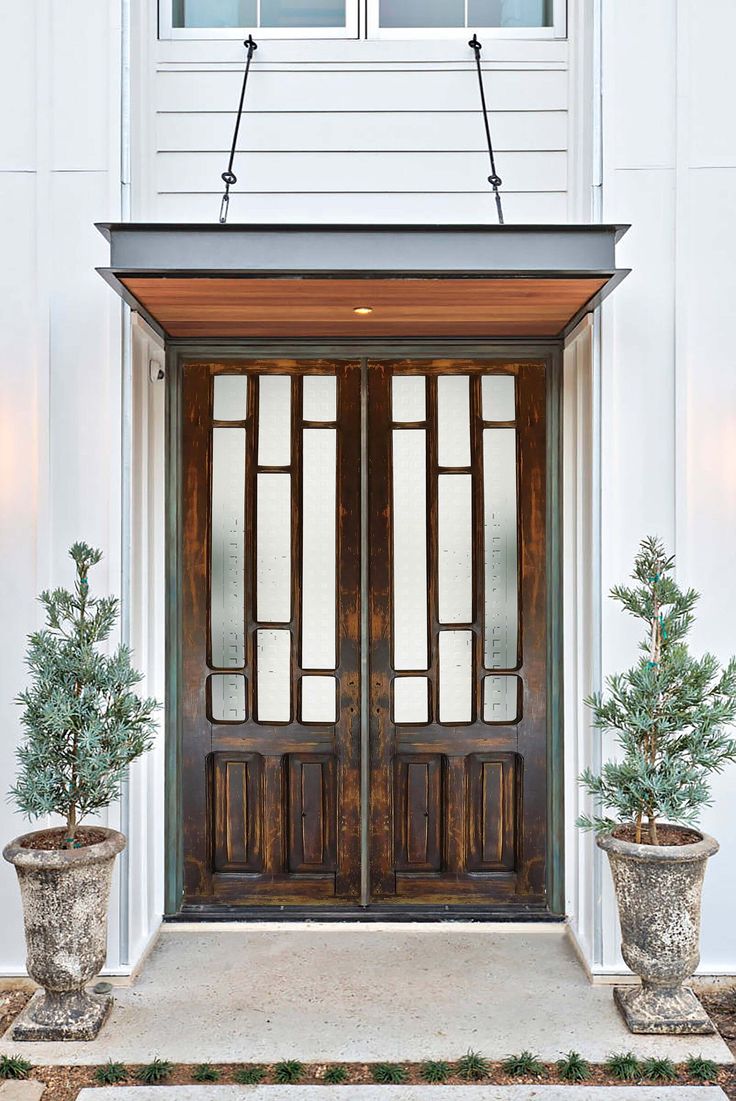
[
  {"left": 579, "top": 537, "right": 736, "bottom": 1034},
  {"left": 4, "top": 543, "right": 156, "bottom": 1041}
]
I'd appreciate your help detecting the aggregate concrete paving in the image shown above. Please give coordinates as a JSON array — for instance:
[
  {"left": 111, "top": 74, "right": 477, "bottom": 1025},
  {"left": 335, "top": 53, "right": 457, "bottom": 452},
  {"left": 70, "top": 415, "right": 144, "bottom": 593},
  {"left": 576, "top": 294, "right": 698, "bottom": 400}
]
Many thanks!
[{"left": 2, "top": 924, "right": 731, "bottom": 1065}]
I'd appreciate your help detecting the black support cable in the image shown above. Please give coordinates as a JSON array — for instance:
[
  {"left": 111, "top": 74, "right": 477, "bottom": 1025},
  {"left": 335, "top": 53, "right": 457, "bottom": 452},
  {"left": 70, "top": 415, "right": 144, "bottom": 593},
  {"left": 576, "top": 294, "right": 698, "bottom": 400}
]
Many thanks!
[
  {"left": 219, "top": 34, "right": 258, "bottom": 224},
  {"left": 468, "top": 34, "right": 504, "bottom": 225}
]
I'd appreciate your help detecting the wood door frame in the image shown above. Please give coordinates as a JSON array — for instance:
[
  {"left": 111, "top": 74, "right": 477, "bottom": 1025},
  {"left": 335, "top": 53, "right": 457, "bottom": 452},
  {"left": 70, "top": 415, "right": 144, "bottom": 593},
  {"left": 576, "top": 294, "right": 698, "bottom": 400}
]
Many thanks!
[{"left": 164, "top": 340, "right": 564, "bottom": 920}]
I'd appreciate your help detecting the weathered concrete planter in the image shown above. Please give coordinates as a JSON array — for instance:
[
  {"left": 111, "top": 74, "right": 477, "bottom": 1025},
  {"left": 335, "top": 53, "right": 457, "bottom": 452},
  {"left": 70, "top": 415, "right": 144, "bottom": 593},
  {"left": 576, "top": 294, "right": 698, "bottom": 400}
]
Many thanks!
[
  {"left": 3, "top": 826, "right": 125, "bottom": 1040},
  {"left": 597, "top": 826, "right": 718, "bottom": 1034}
]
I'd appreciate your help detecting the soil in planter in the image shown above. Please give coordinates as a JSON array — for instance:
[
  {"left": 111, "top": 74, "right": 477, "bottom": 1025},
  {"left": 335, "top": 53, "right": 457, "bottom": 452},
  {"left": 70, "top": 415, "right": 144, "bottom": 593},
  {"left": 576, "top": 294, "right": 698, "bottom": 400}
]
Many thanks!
[
  {"left": 613, "top": 824, "right": 702, "bottom": 846},
  {"left": 19, "top": 826, "right": 109, "bottom": 850}
]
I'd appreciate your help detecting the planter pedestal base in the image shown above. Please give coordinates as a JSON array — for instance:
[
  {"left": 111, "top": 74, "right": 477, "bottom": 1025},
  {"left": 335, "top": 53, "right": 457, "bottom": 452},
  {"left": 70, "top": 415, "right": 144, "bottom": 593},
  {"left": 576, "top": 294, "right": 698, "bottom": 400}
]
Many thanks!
[
  {"left": 614, "top": 984, "right": 715, "bottom": 1035},
  {"left": 10, "top": 989, "right": 112, "bottom": 1041}
]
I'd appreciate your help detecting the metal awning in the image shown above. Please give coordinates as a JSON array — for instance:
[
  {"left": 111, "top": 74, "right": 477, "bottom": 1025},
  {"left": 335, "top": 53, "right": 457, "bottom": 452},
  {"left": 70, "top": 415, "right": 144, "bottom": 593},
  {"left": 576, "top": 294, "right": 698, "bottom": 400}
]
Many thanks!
[{"left": 96, "top": 223, "right": 629, "bottom": 343}]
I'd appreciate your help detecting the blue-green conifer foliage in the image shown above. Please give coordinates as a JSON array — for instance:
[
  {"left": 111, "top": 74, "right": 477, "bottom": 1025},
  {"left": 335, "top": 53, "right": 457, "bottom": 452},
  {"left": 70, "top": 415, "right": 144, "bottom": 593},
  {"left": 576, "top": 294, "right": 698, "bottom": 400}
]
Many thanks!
[
  {"left": 10, "top": 543, "right": 157, "bottom": 846},
  {"left": 578, "top": 537, "right": 736, "bottom": 844}
]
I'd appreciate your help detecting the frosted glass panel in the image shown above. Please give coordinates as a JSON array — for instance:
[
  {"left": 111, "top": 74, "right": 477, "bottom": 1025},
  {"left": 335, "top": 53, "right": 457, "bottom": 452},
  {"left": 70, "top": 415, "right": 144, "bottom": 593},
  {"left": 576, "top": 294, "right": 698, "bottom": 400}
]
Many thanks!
[
  {"left": 393, "top": 677, "right": 429, "bottom": 724},
  {"left": 301, "top": 676, "right": 337, "bottom": 723},
  {"left": 256, "top": 630, "right": 290, "bottom": 722},
  {"left": 173, "top": 0, "right": 255, "bottom": 28},
  {"left": 214, "top": 375, "right": 247, "bottom": 421},
  {"left": 482, "top": 375, "right": 516, "bottom": 422},
  {"left": 210, "top": 674, "right": 246, "bottom": 723},
  {"left": 468, "top": 0, "right": 552, "bottom": 27},
  {"left": 438, "top": 474, "right": 473, "bottom": 623},
  {"left": 302, "top": 429, "right": 337, "bottom": 669},
  {"left": 483, "top": 429, "right": 518, "bottom": 669},
  {"left": 303, "top": 375, "right": 337, "bottom": 422},
  {"left": 437, "top": 375, "right": 471, "bottom": 467},
  {"left": 380, "top": 0, "right": 464, "bottom": 26},
  {"left": 392, "top": 376, "right": 426, "bottom": 422},
  {"left": 392, "top": 430, "right": 428, "bottom": 670},
  {"left": 211, "top": 428, "right": 246, "bottom": 669},
  {"left": 260, "top": 0, "right": 346, "bottom": 26},
  {"left": 483, "top": 675, "right": 519, "bottom": 723},
  {"left": 439, "top": 631, "right": 473, "bottom": 723},
  {"left": 256, "top": 473, "right": 291, "bottom": 623},
  {"left": 258, "top": 376, "right": 291, "bottom": 466}
]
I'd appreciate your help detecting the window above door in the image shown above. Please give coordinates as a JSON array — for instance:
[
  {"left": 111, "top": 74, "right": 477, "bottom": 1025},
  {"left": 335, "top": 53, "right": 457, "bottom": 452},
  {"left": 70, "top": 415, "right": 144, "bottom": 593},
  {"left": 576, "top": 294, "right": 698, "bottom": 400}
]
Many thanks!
[{"left": 161, "top": 0, "right": 564, "bottom": 39}]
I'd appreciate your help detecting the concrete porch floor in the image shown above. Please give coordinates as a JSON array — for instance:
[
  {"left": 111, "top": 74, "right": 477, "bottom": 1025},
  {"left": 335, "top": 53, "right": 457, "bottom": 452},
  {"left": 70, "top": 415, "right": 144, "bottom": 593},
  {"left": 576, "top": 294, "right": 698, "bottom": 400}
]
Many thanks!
[{"left": 1, "top": 924, "right": 732, "bottom": 1064}]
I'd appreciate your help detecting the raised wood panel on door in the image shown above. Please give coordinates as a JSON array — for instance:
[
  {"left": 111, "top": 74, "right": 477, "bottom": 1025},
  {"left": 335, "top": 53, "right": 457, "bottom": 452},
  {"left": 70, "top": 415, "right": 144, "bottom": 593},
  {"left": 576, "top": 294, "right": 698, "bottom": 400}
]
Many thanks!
[
  {"left": 181, "top": 359, "right": 361, "bottom": 906},
  {"left": 368, "top": 360, "right": 547, "bottom": 906}
]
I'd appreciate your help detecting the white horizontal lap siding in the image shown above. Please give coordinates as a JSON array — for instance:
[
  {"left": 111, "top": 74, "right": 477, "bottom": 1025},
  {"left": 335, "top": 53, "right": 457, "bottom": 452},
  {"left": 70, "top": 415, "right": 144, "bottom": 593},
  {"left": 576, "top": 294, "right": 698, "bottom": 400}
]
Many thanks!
[
  {"left": 156, "top": 67, "right": 567, "bottom": 113},
  {"left": 150, "top": 53, "right": 568, "bottom": 223}
]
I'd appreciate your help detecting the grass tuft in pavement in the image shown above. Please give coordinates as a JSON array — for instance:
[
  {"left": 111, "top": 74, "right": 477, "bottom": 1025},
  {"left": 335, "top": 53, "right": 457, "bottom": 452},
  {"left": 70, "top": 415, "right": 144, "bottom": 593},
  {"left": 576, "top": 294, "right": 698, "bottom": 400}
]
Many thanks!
[
  {"left": 94, "top": 1061, "right": 128, "bottom": 1085},
  {"left": 420, "top": 1059, "right": 452, "bottom": 1083},
  {"left": 641, "top": 1056, "right": 678, "bottom": 1082},
  {"left": 192, "top": 1063, "right": 221, "bottom": 1081},
  {"left": 273, "top": 1060, "right": 304, "bottom": 1084},
  {"left": 456, "top": 1049, "right": 490, "bottom": 1080},
  {"left": 556, "top": 1051, "right": 592, "bottom": 1082},
  {"left": 685, "top": 1054, "right": 719, "bottom": 1083},
  {"left": 0, "top": 1054, "right": 32, "bottom": 1080},
  {"left": 233, "top": 1065, "right": 266, "bottom": 1084},
  {"left": 323, "top": 1065, "right": 348, "bottom": 1084},
  {"left": 371, "top": 1062, "right": 407, "bottom": 1084},
  {"left": 501, "top": 1050, "right": 547, "bottom": 1077},
  {"left": 605, "top": 1051, "right": 641, "bottom": 1081},
  {"left": 136, "top": 1058, "right": 173, "bottom": 1083}
]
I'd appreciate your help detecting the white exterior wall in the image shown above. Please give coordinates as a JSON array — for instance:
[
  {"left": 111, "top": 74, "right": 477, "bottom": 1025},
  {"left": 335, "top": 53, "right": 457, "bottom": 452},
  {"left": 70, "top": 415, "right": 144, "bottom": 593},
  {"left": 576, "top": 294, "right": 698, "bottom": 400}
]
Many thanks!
[{"left": 0, "top": 0, "right": 734, "bottom": 977}]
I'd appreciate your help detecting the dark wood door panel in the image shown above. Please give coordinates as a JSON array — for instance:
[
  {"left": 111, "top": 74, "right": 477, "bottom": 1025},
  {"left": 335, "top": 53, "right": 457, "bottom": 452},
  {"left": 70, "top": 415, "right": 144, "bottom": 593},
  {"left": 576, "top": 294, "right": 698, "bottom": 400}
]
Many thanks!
[
  {"left": 368, "top": 360, "right": 547, "bottom": 908},
  {"left": 181, "top": 356, "right": 548, "bottom": 911},
  {"left": 181, "top": 360, "right": 361, "bottom": 906}
]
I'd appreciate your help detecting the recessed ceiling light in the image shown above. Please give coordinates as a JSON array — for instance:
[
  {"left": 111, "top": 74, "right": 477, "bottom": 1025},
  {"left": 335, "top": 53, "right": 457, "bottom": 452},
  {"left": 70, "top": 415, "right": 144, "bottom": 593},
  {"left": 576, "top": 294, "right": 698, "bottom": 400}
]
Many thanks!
[{"left": 353, "top": 306, "right": 373, "bottom": 315}]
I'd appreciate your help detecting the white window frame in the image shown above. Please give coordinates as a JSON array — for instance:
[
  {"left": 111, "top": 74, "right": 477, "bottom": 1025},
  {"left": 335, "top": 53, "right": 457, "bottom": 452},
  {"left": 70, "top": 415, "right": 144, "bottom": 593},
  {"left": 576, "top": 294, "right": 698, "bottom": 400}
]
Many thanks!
[
  {"left": 160, "top": 0, "right": 360, "bottom": 39},
  {"left": 365, "top": 0, "right": 565, "bottom": 39}
]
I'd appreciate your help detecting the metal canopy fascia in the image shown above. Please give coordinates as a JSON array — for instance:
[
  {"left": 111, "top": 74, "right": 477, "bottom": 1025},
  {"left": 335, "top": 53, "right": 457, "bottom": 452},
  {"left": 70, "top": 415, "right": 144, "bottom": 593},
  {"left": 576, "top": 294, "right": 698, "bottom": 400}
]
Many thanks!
[{"left": 95, "top": 222, "right": 630, "bottom": 343}]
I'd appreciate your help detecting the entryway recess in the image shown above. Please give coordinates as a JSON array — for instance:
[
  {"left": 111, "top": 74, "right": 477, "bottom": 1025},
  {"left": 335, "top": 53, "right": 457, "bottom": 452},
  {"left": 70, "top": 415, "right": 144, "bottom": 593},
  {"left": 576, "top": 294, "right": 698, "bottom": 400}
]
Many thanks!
[{"left": 178, "top": 357, "right": 550, "bottom": 914}]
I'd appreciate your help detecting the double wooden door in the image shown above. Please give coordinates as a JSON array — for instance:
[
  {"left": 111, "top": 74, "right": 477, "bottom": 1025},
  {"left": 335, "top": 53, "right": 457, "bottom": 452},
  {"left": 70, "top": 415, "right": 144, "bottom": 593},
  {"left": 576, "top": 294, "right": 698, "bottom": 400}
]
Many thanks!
[{"left": 180, "top": 357, "right": 547, "bottom": 911}]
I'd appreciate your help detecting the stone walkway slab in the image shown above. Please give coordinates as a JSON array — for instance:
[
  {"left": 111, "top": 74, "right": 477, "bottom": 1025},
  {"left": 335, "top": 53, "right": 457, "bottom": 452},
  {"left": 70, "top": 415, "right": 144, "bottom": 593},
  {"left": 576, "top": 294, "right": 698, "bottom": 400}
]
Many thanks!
[
  {"left": 0, "top": 1082, "right": 46, "bottom": 1100},
  {"left": 2, "top": 925, "right": 731, "bottom": 1064},
  {"left": 75, "top": 1087, "right": 731, "bottom": 1100}
]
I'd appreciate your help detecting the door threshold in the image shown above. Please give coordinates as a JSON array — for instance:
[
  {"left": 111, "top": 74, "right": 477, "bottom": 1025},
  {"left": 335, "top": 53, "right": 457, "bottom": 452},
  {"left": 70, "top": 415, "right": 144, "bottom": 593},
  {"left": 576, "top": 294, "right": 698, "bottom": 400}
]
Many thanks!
[{"left": 167, "top": 905, "right": 565, "bottom": 923}]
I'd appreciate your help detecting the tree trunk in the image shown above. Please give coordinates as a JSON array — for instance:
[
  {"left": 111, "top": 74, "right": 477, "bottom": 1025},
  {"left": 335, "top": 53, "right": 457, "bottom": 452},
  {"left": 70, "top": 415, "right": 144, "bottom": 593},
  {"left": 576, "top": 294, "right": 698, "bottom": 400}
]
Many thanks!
[
  {"left": 648, "top": 815, "right": 659, "bottom": 846},
  {"left": 65, "top": 806, "right": 78, "bottom": 849}
]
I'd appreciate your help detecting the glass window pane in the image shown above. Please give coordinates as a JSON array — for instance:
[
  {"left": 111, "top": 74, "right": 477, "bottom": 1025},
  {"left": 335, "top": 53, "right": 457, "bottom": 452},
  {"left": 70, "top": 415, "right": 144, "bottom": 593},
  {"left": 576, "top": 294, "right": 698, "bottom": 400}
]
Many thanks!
[
  {"left": 302, "top": 429, "right": 337, "bottom": 669},
  {"left": 483, "top": 675, "right": 519, "bottom": 723},
  {"left": 379, "top": 0, "right": 464, "bottom": 27},
  {"left": 256, "top": 473, "right": 291, "bottom": 623},
  {"left": 392, "top": 429, "right": 428, "bottom": 670},
  {"left": 303, "top": 375, "right": 337, "bottom": 422},
  {"left": 172, "top": 0, "right": 256, "bottom": 26},
  {"left": 468, "top": 0, "right": 552, "bottom": 27},
  {"left": 438, "top": 474, "right": 473, "bottom": 624},
  {"left": 210, "top": 674, "right": 247, "bottom": 723},
  {"left": 437, "top": 375, "right": 471, "bottom": 467},
  {"left": 214, "top": 375, "right": 247, "bottom": 421},
  {"left": 256, "top": 629, "right": 291, "bottom": 722},
  {"left": 301, "top": 676, "right": 337, "bottom": 723},
  {"left": 258, "top": 376, "right": 291, "bottom": 466},
  {"left": 392, "top": 376, "right": 426, "bottom": 422},
  {"left": 393, "top": 677, "right": 429, "bottom": 724},
  {"left": 211, "top": 428, "right": 246, "bottom": 669},
  {"left": 439, "top": 631, "right": 473, "bottom": 723},
  {"left": 260, "top": 0, "right": 345, "bottom": 26},
  {"left": 481, "top": 375, "right": 515, "bottom": 422},
  {"left": 483, "top": 428, "right": 518, "bottom": 669}
]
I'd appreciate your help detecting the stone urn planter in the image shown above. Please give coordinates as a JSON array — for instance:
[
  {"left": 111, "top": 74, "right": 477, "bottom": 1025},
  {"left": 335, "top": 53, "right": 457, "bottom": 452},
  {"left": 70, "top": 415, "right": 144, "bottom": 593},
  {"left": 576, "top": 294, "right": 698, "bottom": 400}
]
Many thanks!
[
  {"left": 3, "top": 826, "right": 126, "bottom": 1041},
  {"left": 598, "top": 825, "right": 718, "bottom": 1034}
]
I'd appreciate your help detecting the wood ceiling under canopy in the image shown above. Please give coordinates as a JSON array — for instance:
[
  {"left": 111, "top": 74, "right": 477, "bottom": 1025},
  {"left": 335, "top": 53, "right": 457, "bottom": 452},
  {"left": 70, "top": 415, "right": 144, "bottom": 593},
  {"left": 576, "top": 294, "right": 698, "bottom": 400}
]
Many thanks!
[{"left": 96, "top": 224, "right": 629, "bottom": 342}]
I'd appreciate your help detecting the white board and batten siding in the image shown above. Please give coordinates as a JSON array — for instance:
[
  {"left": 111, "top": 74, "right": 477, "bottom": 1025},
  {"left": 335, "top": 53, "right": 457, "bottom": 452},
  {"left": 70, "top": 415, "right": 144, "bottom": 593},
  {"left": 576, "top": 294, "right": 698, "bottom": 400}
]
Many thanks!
[{"left": 136, "top": 19, "right": 572, "bottom": 223}]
